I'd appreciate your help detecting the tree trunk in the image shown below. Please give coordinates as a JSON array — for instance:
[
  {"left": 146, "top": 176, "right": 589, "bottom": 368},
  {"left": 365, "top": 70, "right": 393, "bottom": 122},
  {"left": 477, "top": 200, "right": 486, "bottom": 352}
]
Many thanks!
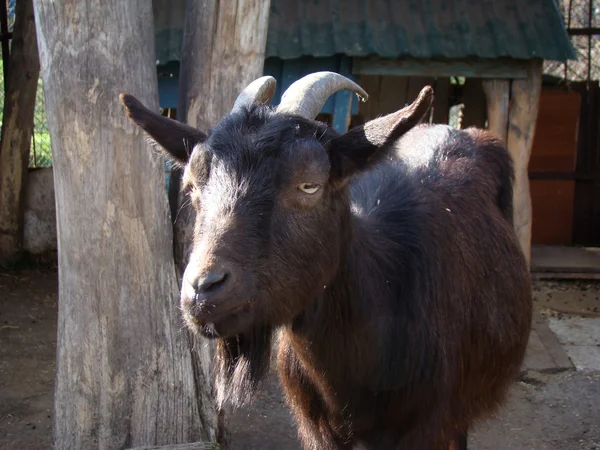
[
  {"left": 172, "top": 0, "right": 272, "bottom": 443},
  {"left": 0, "top": 0, "right": 40, "bottom": 264},
  {"left": 170, "top": 0, "right": 272, "bottom": 276},
  {"left": 33, "top": 1, "right": 217, "bottom": 448}
]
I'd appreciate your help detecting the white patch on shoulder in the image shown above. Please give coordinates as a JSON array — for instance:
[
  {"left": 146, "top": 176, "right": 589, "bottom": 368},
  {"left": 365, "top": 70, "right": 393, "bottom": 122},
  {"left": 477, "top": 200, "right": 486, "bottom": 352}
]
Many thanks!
[{"left": 395, "top": 125, "right": 452, "bottom": 171}]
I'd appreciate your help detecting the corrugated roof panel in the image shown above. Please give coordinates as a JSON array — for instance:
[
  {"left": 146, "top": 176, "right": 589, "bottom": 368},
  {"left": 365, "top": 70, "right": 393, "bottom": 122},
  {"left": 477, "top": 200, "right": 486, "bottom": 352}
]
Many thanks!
[{"left": 265, "top": 0, "right": 576, "bottom": 61}]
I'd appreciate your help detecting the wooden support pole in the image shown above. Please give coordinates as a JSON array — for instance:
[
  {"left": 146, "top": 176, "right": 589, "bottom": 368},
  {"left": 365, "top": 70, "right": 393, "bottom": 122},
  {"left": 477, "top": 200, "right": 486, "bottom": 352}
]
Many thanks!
[
  {"left": 178, "top": 0, "right": 272, "bottom": 132},
  {"left": 172, "top": 0, "right": 273, "bottom": 444},
  {"left": 33, "top": 0, "right": 216, "bottom": 447},
  {"left": 0, "top": 0, "right": 40, "bottom": 263},
  {"left": 171, "top": 0, "right": 272, "bottom": 276},
  {"left": 506, "top": 61, "right": 543, "bottom": 265},
  {"left": 482, "top": 79, "right": 510, "bottom": 142}
]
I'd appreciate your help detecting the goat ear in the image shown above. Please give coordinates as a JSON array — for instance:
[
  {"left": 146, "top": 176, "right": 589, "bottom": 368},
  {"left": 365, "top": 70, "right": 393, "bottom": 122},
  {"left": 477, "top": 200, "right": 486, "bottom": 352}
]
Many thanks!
[
  {"left": 328, "top": 86, "right": 434, "bottom": 181},
  {"left": 119, "top": 93, "right": 206, "bottom": 166}
]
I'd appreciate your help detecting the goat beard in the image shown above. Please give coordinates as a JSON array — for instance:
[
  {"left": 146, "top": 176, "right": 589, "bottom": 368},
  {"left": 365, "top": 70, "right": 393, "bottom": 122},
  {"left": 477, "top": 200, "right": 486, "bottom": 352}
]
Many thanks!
[{"left": 215, "top": 325, "right": 273, "bottom": 409}]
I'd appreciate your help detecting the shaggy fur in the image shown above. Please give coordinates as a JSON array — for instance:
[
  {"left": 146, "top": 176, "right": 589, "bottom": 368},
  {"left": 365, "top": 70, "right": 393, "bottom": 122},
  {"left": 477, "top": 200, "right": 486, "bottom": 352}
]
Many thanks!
[{"left": 121, "top": 89, "right": 532, "bottom": 450}]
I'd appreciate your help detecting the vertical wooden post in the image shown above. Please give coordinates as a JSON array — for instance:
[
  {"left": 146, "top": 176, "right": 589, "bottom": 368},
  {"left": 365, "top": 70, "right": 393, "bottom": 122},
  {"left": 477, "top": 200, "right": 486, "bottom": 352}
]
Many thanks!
[
  {"left": 33, "top": 0, "right": 216, "bottom": 447},
  {"left": 0, "top": 0, "right": 40, "bottom": 263},
  {"left": 173, "top": 0, "right": 272, "bottom": 443},
  {"left": 482, "top": 79, "right": 510, "bottom": 142},
  {"left": 172, "top": 0, "right": 272, "bottom": 274},
  {"left": 177, "top": 0, "right": 272, "bottom": 132},
  {"left": 502, "top": 62, "right": 542, "bottom": 265}
]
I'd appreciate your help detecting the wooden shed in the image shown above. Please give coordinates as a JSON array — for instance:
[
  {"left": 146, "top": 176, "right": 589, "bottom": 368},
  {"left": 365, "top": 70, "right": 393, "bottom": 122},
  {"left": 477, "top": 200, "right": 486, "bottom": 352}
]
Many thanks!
[{"left": 152, "top": 0, "right": 576, "bottom": 264}]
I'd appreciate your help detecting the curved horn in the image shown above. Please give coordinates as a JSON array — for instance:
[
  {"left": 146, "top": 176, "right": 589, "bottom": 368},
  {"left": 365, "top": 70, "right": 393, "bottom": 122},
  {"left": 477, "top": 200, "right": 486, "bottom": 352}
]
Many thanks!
[
  {"left": 232, "top": 76, "right": 277, "bottom": 111},
  {"left": 276, "top": 71, "right": 368, "bottom": 120}
]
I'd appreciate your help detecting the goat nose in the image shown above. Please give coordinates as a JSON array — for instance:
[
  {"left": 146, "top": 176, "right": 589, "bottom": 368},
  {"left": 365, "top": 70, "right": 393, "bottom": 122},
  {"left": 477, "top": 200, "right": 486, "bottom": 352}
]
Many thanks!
[{"left": 193, "top": 271, "right": 229, "bottom": 295}]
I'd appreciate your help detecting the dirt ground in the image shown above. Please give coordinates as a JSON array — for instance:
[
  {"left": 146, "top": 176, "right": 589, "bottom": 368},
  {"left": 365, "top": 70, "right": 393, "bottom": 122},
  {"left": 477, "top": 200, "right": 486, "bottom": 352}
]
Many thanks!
[{"left": 1, "top": 267, "right": 599, "bottom": 450}]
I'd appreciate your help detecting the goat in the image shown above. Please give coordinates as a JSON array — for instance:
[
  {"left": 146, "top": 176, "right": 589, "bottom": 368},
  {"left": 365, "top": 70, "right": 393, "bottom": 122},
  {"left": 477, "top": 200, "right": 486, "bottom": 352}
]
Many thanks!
[{"left": 120, "top": 72, "right": 532, "bottom": 450}]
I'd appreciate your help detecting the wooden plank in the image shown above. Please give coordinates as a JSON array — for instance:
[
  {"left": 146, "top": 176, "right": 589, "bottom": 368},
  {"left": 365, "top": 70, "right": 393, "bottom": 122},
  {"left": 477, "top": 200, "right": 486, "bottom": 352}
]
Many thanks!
[
  {"left": 379, "top": 75, "right": 408, "bottom": 116},
  {"left": 506, "top": 60, "right": 543, "bottom": 265},
  {"left": 356, "top": 74, "right": 381, "bottom": 123},
  {"left": 353, "top": 56, "right": 530, "bottom": 79},
  {"left": 482, "top": 79, "right": 509, "bottom": 142},
  {"left": 572, "top": 82, "right": 600, "bottom": 246},
  {"left": 530, "top": 180, "right": 575, "bottom": 245},
  {"left": 432, "top": 77, "right": 450, "bottom": 124},
  {"left": 529, "top": 89, "right": 580, "bottom": 173},
  {"left": 407, "top": 77, "right": 435, "bottom": 105},
  {"left": 461, "top": 77, "right": 487, "bottom": 129}
]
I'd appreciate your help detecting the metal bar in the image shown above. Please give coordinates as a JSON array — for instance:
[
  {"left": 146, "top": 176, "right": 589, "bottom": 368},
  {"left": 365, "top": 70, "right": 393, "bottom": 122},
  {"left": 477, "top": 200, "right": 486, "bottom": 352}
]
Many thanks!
[
  {"left": 0, "top": 0, "right": 10, "bottom": 83},
  {"left": 567, "top": 27, "right": 600, "bottom": 35}
]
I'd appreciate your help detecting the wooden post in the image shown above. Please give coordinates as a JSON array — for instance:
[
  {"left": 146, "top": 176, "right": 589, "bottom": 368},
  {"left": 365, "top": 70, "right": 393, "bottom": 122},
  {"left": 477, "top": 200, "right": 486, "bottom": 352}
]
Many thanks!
[
  {"left": 33, "top": 1, "right": 217, "bottom": 447},
  {"left": 506, "top": 62, "right": 543, "bottom": 265},
  {"left": 177, "top": 0, "right": 272, "bottom": 132},
  {"left": 171, "top": 0, "right": 272, "bottom": 275},
  {"left": 485, "top": 62, "right": 542, "bottom": 266},
  {"left": 172, "top": 0, "right": 272, "bottom": 443},
  {"left": 0, "top": 0, "right": 40, "bottom": 264},
  {"left": 482, "top": 79, "right": 510, "bottom": 142}
]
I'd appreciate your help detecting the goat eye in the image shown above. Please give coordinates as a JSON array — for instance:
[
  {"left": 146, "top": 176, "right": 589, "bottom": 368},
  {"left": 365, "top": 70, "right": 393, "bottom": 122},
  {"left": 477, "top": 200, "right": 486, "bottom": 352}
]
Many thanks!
[{"left": 298, "top": 182, "right": 320, "bottom": 195}]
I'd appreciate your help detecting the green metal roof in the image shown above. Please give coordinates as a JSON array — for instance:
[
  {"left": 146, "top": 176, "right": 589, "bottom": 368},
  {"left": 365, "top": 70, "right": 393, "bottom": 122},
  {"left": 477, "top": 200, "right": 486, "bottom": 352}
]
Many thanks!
[{"left": 265, "top": 0, "right": 576, "bottom": 61}]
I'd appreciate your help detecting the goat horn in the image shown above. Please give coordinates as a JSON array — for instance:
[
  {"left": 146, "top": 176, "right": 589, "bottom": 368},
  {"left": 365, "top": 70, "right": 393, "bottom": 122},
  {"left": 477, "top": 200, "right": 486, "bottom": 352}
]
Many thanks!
[
  {"left": 276, "top": 71, "right": 368, "bottom": 120},
  {"left": 232, "top": 76, "right": 277, "bottom": 111}
]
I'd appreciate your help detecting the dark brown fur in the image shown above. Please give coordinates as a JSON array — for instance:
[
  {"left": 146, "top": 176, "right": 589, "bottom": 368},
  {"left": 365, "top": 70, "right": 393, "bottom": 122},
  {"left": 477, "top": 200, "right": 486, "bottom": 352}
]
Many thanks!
[{"left": 121, "top": 89, "right": 532, "bottom": 450}]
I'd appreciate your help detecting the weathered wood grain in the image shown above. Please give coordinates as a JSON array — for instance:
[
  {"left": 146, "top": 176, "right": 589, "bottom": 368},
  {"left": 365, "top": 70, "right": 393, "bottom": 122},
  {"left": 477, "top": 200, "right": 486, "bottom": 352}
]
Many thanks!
[
  {"left": 171, "top": 0, "right": 272, "bottom": 443},
  {"left": 178, "top": 0, "right": 272, "bottom": 132},
  {"left": 0, "top": 0, "right": 39, "bottom": 263},
  {"left": 482, "top": 79, "right": 510, "bottom": 142},
  {"left": 128, "top": 443, "right": 217, "bottom": 450},
  {"left": 506, "top": 61, "right": 543, "bottom": 265},
  {"left": 33, "top": 1, "right": 217, "bottom": 447}
]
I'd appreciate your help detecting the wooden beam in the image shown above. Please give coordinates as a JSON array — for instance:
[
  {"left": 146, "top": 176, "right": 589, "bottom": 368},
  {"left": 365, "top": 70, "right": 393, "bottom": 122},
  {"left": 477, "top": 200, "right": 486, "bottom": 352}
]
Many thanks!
[
  {"left": 506, "top": 61, "right": 543, "bottom": 265},
  {"left": 353, "top": 56, "right": 530, "bottom": 79},
  {"left": 461, "top": 78, "right": 487, "bottom": 128},
  {"left": 482, "top": 79, "right": 510, "bottom": 142}
]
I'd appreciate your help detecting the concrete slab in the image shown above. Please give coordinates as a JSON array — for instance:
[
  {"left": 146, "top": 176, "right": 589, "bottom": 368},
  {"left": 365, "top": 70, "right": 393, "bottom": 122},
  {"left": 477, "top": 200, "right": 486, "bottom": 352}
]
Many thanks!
[
  {"left": 522, "top": 313, "right": 573, "bottom": 373},
  {"left": 548, "top": 316, "right": 600, "bottom": 346},
  {"left": 548, "top": 316, "right": 600, "bottom": 371},
  {"left": 562, "top": 345, "right": 600, "bottom": 371}
]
